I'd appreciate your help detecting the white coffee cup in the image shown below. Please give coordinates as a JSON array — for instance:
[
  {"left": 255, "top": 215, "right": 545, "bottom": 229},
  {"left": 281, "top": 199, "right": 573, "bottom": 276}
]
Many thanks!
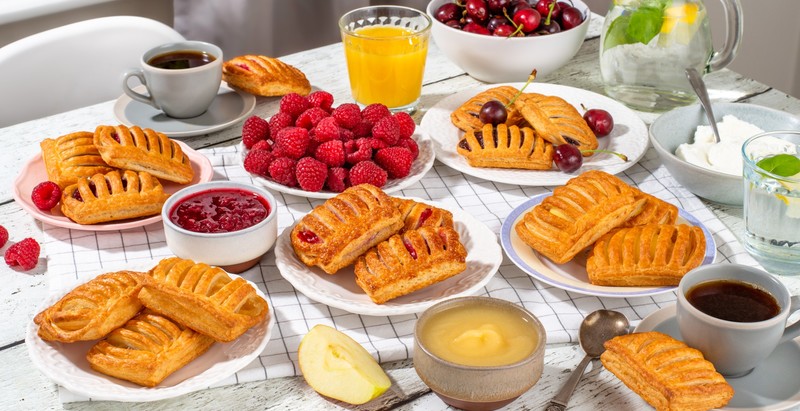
[{"left": 122, "top": 41, "right": 222, "bottom": 118}]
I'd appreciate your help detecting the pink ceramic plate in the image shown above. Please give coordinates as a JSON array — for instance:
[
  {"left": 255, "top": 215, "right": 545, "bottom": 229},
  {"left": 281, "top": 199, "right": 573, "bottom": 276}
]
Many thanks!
[{"left": 13, "top": 141, "right": 214, "bottom": 231}]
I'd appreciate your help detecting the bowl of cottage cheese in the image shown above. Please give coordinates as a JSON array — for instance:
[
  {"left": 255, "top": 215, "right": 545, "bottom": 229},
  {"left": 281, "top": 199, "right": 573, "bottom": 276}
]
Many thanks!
[{"left": 650, "top": 103, "right": 800, "bottom": 205}]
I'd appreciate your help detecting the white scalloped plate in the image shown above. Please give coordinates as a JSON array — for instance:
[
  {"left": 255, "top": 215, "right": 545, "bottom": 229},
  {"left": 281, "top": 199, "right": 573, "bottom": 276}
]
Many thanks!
[
  {"left": 419, "top": 82, "right": 649, "bottom": 186},
  {"left": 274, "top": 198, "right": 502, "bottom": 316}
]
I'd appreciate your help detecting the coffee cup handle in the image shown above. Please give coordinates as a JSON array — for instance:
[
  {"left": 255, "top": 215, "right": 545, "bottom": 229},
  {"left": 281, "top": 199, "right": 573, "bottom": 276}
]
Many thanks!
[
  {"left": 122, "top": 69, "right": 158, "bottom": 109},
  {"left": 780, "top": 295, "right": 800, "bottom": 344}
]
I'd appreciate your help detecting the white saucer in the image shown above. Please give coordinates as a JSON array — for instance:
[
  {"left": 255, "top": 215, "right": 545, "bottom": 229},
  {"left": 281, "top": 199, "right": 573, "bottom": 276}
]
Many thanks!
[
  {"left": 635, "top": 305, "right": 800, "bottom": 411},
  {"left": 114, "top": 84, "right": 256, "bottom": 138}
]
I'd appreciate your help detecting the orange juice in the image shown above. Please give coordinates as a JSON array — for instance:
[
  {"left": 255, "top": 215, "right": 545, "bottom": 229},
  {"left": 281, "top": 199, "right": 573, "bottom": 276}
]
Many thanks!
[{"left": 343, "top": 25, "right": 429, "bottom": 110}]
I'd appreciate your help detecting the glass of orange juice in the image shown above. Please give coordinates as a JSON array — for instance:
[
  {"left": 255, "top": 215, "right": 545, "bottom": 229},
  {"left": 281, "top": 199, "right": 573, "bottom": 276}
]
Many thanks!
[{"left": 339, "top": 6, "right": 431, "bottom": 113}]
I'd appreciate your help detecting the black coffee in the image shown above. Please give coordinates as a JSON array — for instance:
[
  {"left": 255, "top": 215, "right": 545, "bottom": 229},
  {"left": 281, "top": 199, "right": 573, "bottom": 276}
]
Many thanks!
[
  {"left": 687, "top": 280, "right": 780, "bottom": 322},
  {"left": 148, "top": 50, "right": 215, "bottom": 69}
]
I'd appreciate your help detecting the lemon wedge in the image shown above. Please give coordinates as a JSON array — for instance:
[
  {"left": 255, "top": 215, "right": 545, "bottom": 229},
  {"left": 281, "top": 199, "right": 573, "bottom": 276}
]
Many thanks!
[
  {"left": 658, "top": 3, "right": 704, "bottom": 46},
  {"left": 777, "top": 174, "right": 800, "bottom": 219}
]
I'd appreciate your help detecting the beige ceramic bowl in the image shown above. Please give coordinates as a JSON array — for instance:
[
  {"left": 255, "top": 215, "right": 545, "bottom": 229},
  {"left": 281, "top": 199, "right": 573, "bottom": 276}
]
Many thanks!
[{"left": 413, "top": 296, "right": 546, "bottom": 411}]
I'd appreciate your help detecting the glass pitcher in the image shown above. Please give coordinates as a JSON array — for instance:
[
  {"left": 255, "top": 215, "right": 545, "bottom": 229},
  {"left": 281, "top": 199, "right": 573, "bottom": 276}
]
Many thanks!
[{"left": 599, "top": 0, "right": 742, "bottom": 112}]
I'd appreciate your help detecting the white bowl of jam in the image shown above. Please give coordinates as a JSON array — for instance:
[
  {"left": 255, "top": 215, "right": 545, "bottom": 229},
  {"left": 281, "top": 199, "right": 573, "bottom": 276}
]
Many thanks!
[{"left": 162, "top": 181, "right": 278, "bottom": 273}]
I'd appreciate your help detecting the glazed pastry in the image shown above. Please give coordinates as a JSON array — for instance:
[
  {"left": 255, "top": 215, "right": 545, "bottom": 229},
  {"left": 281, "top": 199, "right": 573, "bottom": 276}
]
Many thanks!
[
  {"left": 514, "top": 170, "right": 646, "bottom": 264},
  {"left": 450, "top": 86, "right": 524, "bottom": 132},
  {"left": 291, "top": 184, "right": 403, "bottom": 274},
  {"left": 621, "top": 192, "right": 679, "bottom": 228},
  {"left": 601, "top": 332, "right": 734, "bottom": 411},
  {"left": 393, "top": 197, "right": 454, "bottom": 232},
  {"left": 513, "top": 93, "right": 598, "bottom": 154},
  {"left": 40, "top": 131, "right": 115, "bottom": 187},
  {"left": 60, "top": 170, "right": 170, "bottom": 225},
  {"left": 456, "top": 123, "right": 554, "bottom": 170},
  {"left": 93, "top": 124, "right": 194, "bottom": 184},
  {"left": 355, "top": 226, "right": 467, "bottom": 304},
  {"left": 586, "top": 224, "right": 706, "bottom": 286},
  {"left": 86, "top": 310, "right": 215, "bottom": 387},
  {"left": 138, "top": 257, "right": 269, "bottom": 342},
  {"left": 34, "top": 271, "right": 144, "bottom": 342},
  {"left": 222, "top": 54, "right": 311, "bottom": 96}
]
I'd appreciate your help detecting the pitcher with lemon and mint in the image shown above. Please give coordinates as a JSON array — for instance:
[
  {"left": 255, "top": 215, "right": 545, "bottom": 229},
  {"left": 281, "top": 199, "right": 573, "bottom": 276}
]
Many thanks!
[{"left": 599, "top": 0, "right": 742, "bottom": 112}]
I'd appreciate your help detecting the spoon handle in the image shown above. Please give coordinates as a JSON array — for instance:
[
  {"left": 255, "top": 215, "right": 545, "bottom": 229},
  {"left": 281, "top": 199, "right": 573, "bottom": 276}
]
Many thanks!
[
  {"left": 685, "top": 67, "right": 722, "bottom": 143},
  {"left": 546, "top": 354, "right": 593, "bottom": 410}
]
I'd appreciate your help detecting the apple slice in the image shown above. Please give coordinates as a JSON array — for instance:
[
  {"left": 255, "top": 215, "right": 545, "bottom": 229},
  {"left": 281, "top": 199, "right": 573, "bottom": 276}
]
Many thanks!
[{"left": 298, "top": 324, "right": 391, "bottom": 405}]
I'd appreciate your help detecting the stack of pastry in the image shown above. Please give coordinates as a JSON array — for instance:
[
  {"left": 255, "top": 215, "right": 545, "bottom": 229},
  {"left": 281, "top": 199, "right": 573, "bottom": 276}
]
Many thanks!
[
  {"left": 33, "top": 257, "right": 269, "bottom": 387},
  {"left": 39, "top": 124, "right": 194, "bottom": 224},
  {"left": 290, "top": 184, "right": 468, "bottom": 304}
]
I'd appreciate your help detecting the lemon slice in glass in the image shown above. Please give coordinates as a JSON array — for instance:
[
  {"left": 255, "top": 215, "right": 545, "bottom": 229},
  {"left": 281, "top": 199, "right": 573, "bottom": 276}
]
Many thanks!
[{"left": 658, "top": 3, "right": 704, "bottom": 46}]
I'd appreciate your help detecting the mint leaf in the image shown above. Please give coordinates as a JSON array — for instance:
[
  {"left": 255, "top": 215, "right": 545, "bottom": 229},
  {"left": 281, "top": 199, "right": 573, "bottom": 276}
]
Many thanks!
[
  {"left": 603, "top": 14, "right": 632, "bottom": 51},
  {"left": 757, "top": 154, "right": 800, "bottom": 177},
  {"left": 626, "top": 6, "right": 663, "bottom": 45}
]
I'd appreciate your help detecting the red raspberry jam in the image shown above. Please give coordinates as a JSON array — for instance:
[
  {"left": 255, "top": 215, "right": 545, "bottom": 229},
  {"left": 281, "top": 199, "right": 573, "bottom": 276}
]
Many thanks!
[
  {"left": 297, "top": 230, "right": 320, "bottom": 244},
  {"left": 170, "top": 188, "right": 270, "bottom": 233}
]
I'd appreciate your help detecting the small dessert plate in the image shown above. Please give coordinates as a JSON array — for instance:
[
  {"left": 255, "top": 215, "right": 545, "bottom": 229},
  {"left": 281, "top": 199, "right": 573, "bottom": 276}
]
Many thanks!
[{"left": 113, "top": 84, "right": 256, "bottom": 138}]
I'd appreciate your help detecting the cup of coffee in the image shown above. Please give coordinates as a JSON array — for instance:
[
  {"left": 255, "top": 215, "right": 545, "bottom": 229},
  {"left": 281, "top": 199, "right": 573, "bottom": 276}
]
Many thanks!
[
  {"left": 122, "top": 41, "right": 222, "bottom": 118},
  {"left": 676, "top": 263, "right": 800, "bottom": 377}
]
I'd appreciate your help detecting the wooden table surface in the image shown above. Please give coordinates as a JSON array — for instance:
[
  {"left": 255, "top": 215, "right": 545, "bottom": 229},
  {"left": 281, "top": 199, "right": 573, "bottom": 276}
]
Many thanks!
[{"left": 2, "top": 14, "right": 800, "bottom": 411}]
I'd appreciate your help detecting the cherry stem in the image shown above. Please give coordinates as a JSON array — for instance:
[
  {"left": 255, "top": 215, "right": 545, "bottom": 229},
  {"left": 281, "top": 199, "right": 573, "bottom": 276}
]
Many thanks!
[
  {"left": 505, "top": 69, "right": 538, "bottom": 108},
  {"left": 581, "top": 149, "right": 628, "bottom": 162},
  {"left": 580, "top": 103, "right": 589, "bottom": 112},
  {"left": 545, "top": 1, "right": 554, "bottom": 25}
]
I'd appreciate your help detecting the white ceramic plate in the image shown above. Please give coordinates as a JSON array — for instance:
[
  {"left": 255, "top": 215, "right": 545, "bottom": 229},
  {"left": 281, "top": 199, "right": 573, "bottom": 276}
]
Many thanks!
[
  {"left": 12, "top": 141, "right": 214, "bottom": 231},
  {"left": 26, "top": 267, "right": 274, "bottom": 402},
  {"left": 419, "top": 82, "right": 649, "bottom": 186},
  {"left": 500, "top": 193, "right": 717, "bottom": 298},
  {"left": 275, "top": 198, "right": 502, "bottom": 316},
  {"left": 244, "top": 130, "right": 435, "bottom": 199},
  {"left": 636, "top": 305, "right": 800, "bottom": 411}
]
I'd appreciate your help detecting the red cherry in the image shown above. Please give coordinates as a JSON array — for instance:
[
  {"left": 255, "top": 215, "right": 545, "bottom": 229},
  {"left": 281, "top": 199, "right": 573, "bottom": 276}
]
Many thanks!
[
  {"left": 583, "top": 109, "right": 614, "bottom": 137},
  {"left": 493, "top": 24, "right": 516, "bottom": 37},
  {"left": 560, "top": 6, "right": 584, "bottom": 30},
  {"left": 553, "top": 144, "right": 583, "bottom": 172},
  {"left": 463, "top": 22, "right": 491, "bottom": 35},
  {"left": 513, "top": 8, "right": 542, "bottom": 33},
  {"left": 535, "top": 0, "right": 562, "bottom": 20}
]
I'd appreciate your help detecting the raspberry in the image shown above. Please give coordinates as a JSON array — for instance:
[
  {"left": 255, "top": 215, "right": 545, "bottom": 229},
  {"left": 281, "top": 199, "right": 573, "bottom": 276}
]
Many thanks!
[
  {"left": 295, "top": 157, "right": 328, "bottom": 192},
  {"left": 351, "top": 120, "right": 373, "bottom": 138},
  {"left": 367, "top": 137, "right": 389, "bottom": 150},
  {"left": 371, "top": 116, "right": 401, "bottom": 146},
  {"left": 361, "top": 103, "right": 391, "bottom": 126},
  {"left": 375, "top": 147, "right": 413, "bottom": 179},
  {"left": 269, "top": 111, "right": 294, "bottom": 138},
  {"left": 5, "top": 238, "right": 40, "bottom": 271},
  {"left": 243, "top": 149, "right": 273, "bottom": 176},
  {"left": 295, "top": 107, "right": 329, "bottom": 130},
  {"left": 348, "top": 161, "right": 388, "bottom": 188},
  {"left": 305, "top": 137, "right": 320, "bottom": 158},
  {"left": 312, "top": 117, "right": 341, "bottom": 142},
  {"left": 31, "top": 181, "right": 61, "bottom": 211},
  {"left": 0, "top": 225, "right": 7, "bottom": 248},
  {"left": 307, "top": 90, "right": 334, "bottom": 112},
  {"left": 393, "top": 112, "right": 416, "bottom": 139},
  {"left": 241, "top": 115, "right": 270, "bottom": 149},
  {"left": 314, "top": 140, "right": 345, "bottom": 167},
  {"left": 268, "top": 157, "right": 298, "bottom": 187},
  {"left": 273, "top": 127, "right": 309, "bottom": 159},
  {"left": 345, "top": 138, "right": 373, "bottom": 165},
  {"left": 326, "top": 167, "right": 349, "bottom": 192},
  {"left": 396, "top": 138, "right": 419, "bottom": 159},
  {"left": 279, "top": 93, "right": 310, "bottom": 119},
  {"left": 250, "top": 139, "right": 272, "bottom": 152},
  {"left": 331, "top": 103, "right": 362, "bottom": 129},
  {"left": 339, "top": 128, "right": 354, "bottom": 141}
]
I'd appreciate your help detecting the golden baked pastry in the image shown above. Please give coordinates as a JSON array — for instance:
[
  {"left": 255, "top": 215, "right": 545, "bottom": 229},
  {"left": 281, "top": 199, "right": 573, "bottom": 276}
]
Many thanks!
[
  {"left": 94, "top": 124, "right": 194, "bottom": 184},
  {"left": 393, "top": 197, "right": 454, "bottom": 232},
  {"left": 601, "top": 332, "right": 734, "bottom": 411},
  {"left": 456, "top": 123, "right": 554, "bottom": 170},
  {"left": 514, "top": 170, "right": 647, "bottom": 264},
  {"left": 291, "top": 184, "right": 403, "bottom": 274},
  {"left": 222, "top": 54, "right": 311, "bottom": 96},
  {"left": 513, "top": 93, "right": 598, "bottom": 154},
  {"left": 34, "top": 271, "right": 144, "bottom": 342},
  {"left": 450, "top": 86, "right": 524, "bottom": 132},
  {"left": 622, "top": 192, "right": 679, "bottom": 228},
  {"left": 86, "top": 310, "right": 215, "bottom": 387},
  {"left": 586, "top": 224, "right": 706, "bottom": 286},
  {"left": 138, "top": 257, "right": 269, "bottom": 342},
  {"left": 355, "top": 226, "right": 467, "bottom": 304},
  {"left": 60, "top": 169, "right": 170, "bottom": 225},
  {"left": 40, "top": 131, "right": 115, "bottom": 187}
]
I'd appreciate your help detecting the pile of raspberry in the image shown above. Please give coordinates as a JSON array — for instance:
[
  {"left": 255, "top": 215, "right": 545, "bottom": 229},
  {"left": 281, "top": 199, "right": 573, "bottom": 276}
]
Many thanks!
[{"left": 241, "top": 91, "right": 419, "bottom": 193}]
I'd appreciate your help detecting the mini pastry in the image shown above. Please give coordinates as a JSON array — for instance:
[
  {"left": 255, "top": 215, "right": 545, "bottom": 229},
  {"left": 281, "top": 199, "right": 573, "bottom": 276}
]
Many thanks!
[
  {"left": 450, "top": 86, "right": 524, "bottom": 132},
  {"left": 621, "top": 192, "right": 679, "bottom": 228},
  {"left": 601, "top": 332, "right": 734, "bottom": 411},
  {"left": 60, "top": 169, "right": 170, "bottom": 225},
  {"left": 222, "top": 54, "right": 311, "bottom": 96},
  {"left": 355, "top": 226, "right": 467, "bottom": 304},
  {"left": 393, "top": 197, "right": 454, "bottom": 232},
  {"left": 586, "top": 224, "right": 706, "bottom": 286},
  {"left": 138, "top": 257, "right": 269, "bottom": 342},
  {"left": 514, "top": 170, "right": 646, "bottom": 264},
  {"left": 513, "top": 93, "right": 598, "bottom": 154},
  {"left": 86, "top": 310, "right": 215, "bottom": 387},
  {"left": 456, "top": 123, "right": 554, "bottom": 170},
  {"left": 93, "top": 124, "right": 194, "bottom": 184},
  {"left": 291, "top": 184, "right": 403, "bottom": 274},
  {"left": 40, "top": 131, "right": 115, "bottom": 187},
  {"left": 34, "top": 271, "right": 144, "bottom": 342}
]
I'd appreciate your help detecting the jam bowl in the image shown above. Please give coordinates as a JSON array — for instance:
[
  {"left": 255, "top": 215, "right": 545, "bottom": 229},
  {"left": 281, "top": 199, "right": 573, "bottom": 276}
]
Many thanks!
[{"left": 162, "top": 181, "right": 278, "bottom": 273}]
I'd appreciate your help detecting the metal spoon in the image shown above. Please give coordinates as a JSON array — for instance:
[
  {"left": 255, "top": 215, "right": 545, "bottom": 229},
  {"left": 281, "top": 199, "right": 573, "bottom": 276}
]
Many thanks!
[
  {"left": 545, "top": 310, "right": 630, "bottom": 411},
  {"left": 686, "top": 67, "right": 722, "bottom": 143}
]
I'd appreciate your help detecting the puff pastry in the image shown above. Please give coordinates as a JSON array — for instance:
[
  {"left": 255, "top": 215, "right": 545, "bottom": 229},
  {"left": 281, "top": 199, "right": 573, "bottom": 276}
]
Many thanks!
[
  {"left": 291, "top": 184, "right": 403, "bottom": 274},
  {"left": 513, "top": 93, "right": 598, "bottom": 154},
  {"left": 86, "top": 310, "right": 215, "bottom": 387},
  {"left": 586, "top": 224, "right": 706, "bottom": 286},
  {"left": 40, "top": 131, "right": 115, "bottom": 187},
  {"left": 60, "top": 169, "right": 170, "bottom": 225},
  {"left": 393, "top": 197, "right": 454, "bottom": 232},
  {"left": 34, "top": 271, "right": 144, "bottom": 342},
  {"left": 94, "top": 124, "right": 194, "bottom": 184},
  {"left": 622, "top": 192, "right": 679, "bottom": 228},
  {"left": 222, "top": 54, "right": 311, "bottom": 96},
  {"left": 601, "top": 332, "right": 734, "bottom": 411},
  {"left": 456, "top": 123, "right": 554, "bottom": 170},
  {"left": 450, "top": 86, "right": 524, "bottom": 132},
  {"left": 514, "top": 170, "right": 647, "bottom": 264},
  {"left": 355, "top": 226, "right": 467, "bottom": 304},
  {"left": 138, "top": 257, "right": 269, "bottom": 342}
]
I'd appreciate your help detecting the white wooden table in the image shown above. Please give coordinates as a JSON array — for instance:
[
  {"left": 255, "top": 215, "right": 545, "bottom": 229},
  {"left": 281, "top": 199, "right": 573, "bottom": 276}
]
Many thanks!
[{"left": 2, "top": 16, "right": 800, "bottom": 411}]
